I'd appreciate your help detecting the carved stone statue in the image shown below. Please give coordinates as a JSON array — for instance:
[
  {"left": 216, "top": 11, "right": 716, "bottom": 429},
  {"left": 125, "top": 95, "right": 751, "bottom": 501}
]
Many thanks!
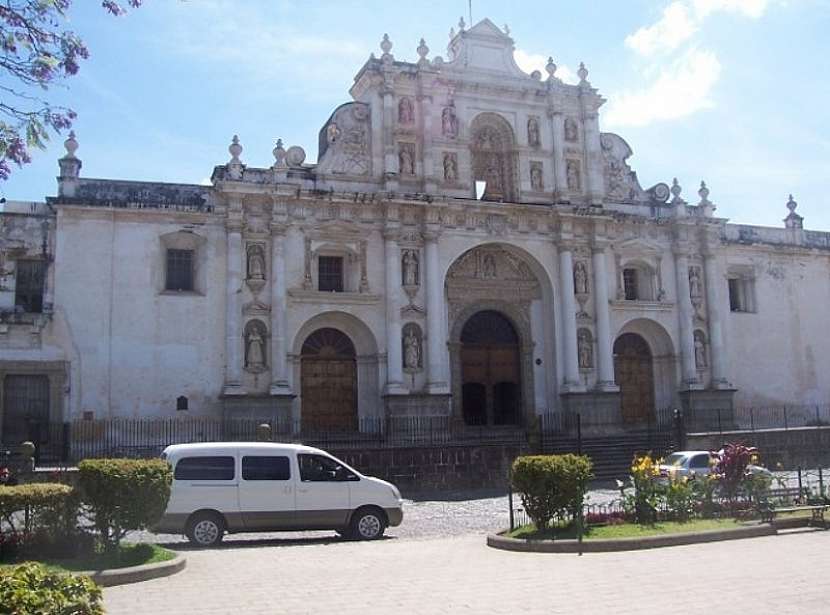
[
  {"left": 566, "top": 160, "right": 581, "bottom": 191},
  {"left": 482, "top": 253, "right": 497, "bottom": 279},
  {"left": 527, "top": 117, "right": 540, "bottom": 147},
  {"left": 398, "top": 97, "right": 414, "bottom": 124},
  {"left": 578, "top": 329, "right": 593, "bottom": 369},
  {"left": 530, "top": 163, "right": 543, "bottom": 191},
  {"left": 565, "top": 117, "right": 579, "bottom": 142},
  {"left": 403, "top": 328, "right": 421, "bottom": 369},
  {"left": 246, "top": 324, "right": 266, "bottom": 369},
  {"left": 247, "top": 246, "right": 265, "bottom": 280},
  {"left": 402, "top": 250, "right": 419, "bottom": 287},
  {"left": 689, "top": 266, "right": 702, "bottom": 298},
  {"left": 398, "top": 144, "right": 415, "bottom": 175},
  {"left": 442, "top": 105, "right": 458, "bottom": 138},
  {"left": 574, "top": 261, "right": 589, "bottom": 295},
  {"left": 694, "top": 332, "right": 707, "bottom": 369},
  {"left": 443, "top": 153, "right": 458, "bottom": 182}
]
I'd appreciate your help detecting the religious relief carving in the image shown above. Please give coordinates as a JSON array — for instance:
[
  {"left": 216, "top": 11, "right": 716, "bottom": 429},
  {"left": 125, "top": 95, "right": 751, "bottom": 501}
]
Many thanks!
[
  {"left": 318, "top": 102, "right": 370, "bottom": 176},
  {"left": 470, "top": 113, "right": 516, "bottom": 202},
  {"left": 246, "top": 244, "right": 266, "bottom": 281},
  {"left": 443, "top": 152, "right": 458, "bottom": 183},
  {"left": 398, "top": 97, "right": 414, "bottom": 125},
  {"left": 527, "top": 117, "right": 541, "bottom": 148},
  {"left": 689, "top": 265, "right": 703, "bottom": 317},
  {"left": 694, "top": 330, "right": 708, "bottom": 369},
  {"left": 442, "top": 103, "right": 459, "bottom": 138},
  {"left": 566, "top": 159, "right": 582, "bottom": 192},
  {"left": 578, "top": 328, "right": 594, "bottom": 369},
  {"left": 402, "top": 249, "right": 420, "bottom": 288},
  {"left": 530, "top": 162, "right": 543, "bottom": 191},
  {"left": 398, "top": 143, "right": 416, "bottom": 176},
  {"left": 573, "top": 261, "right": 589, "bottom": 295},
  {"left": 244, "top": 320, "right": 268, "bottom": 373},
  {"left": 302, "top": 237, "right": 313, "bottom": 289},
  {"left": 601, "top": 133, "right": 644, "bottom": 202},
  {"left": 564, "top": 117, "right": 579, "bottom": 142},
  {"left": 402, "top": 323, "right": 423, "bottom": 371}
]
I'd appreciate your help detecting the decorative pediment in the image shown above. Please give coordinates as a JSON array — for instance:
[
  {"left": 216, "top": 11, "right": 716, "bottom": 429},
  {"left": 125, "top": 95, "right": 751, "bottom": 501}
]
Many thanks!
[
  {"left": 600, "top": 133, "right": 645, "bottom": 203},
  {"left": 445, "top": 19, "right": 528, "bottom": 79},
  {"left": 613, "top": 237, "right": 665, "bottom": 256}
]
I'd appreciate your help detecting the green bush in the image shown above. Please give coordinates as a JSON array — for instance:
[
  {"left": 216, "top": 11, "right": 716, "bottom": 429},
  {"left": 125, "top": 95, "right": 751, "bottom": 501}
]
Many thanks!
[
  {"left": 511, "top": 454, "right": 593, "bottom": 530},
  {"left": 0, "top": 483, "right": 74, "bottom": 535},
  {"left": 78, "top": 459, "right": 172, "bottom": 553},
  {"left": 0, "top": 562, "right": 103, "bottom": 615}
]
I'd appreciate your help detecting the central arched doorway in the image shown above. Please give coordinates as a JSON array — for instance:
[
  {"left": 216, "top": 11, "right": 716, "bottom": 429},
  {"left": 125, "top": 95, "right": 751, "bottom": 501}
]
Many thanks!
[
  {"left": 460, "top": 311, "right": 521, "bottom": 426},
  {"left": 613, "top": 333, "right": 655, "bottom": 424},
  {"left": 300, "top": 328, "right": 357, "bottom": 431}
]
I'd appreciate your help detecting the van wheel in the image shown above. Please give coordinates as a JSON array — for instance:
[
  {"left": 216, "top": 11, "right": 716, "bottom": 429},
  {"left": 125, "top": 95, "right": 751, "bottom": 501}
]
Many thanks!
[
  {"left": 350, "top": 507, "right": 386, "bottom": 540},
  {"left": 186, "top": 512, "right": 225, "bottom": 547}
]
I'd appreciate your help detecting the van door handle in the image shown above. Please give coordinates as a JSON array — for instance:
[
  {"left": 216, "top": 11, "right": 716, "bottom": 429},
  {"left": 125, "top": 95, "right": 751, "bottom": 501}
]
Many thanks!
[
  {"left": 283, "top": 486, "right": 292, "bottom": 494},
  {"left": 298, "top": 488, "right": 309, "bottom": 494}
]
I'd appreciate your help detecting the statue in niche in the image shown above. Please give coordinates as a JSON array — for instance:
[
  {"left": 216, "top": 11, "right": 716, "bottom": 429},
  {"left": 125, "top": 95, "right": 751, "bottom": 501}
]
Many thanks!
[
  {"left": 245, "top": 323, "right": 266, "bottom": 369},
  {"left": 578, "top": 329, "right": 593, "bottom": 369},
  {"left": 403, "top": 328, "right": 421, "bottom": 369},
  {"left": 566, "top": 160, "right": 581, "bottom": 191},
  {"left": 574, "top": 261, "right": 589, "bottom": 295},
  {"left": 527, "top": 117, "right": 540, "bottom": 147},
  {"left": 530, "top": 163, "right": 543, "bottom": 191},
  {"left": 689, "top": 267, "right": 702, "bottom": 299},
  {"left": 402, "top": 250, "right": 419, "bottom": 287},
  {"left": 565, "top": 117, "right": 579, "bottom": 142},
  {"left": 482, "top": 253, "right": 497, "bottom": 279},
  {"left": 398, "top": 144, "right": 415, "bottom": 175},
  {"left": 443, "top": 153, "right": 458, "bottom": 182},
  {"left": 694, "top": 332, "right": 707, "bottom": 369},
  {"left": 442, "top": 105, "right": 459, "bottom": 138},
  {"left": 398, "top": 97, "right": 414, "bottom": 124},
  {"left": 247, "top": 246, "right": 265, "bottom": 280}
]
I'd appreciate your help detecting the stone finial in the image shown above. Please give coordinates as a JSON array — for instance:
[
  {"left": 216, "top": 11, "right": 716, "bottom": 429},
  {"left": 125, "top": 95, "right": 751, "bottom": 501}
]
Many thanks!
[
  {"left": 229, "top": 135, "right": 243, "bottom": 163},
  {"left": 503, "top": 24, "right": 510, "bottom": 35},
  {"left": 380, "top": 33, "right": 393, "bottom": 62},
  {"left": 458, "top": 16, "right": 466, "bottom": 32},
  {"left": 698, "top": 181, "right": 711, "bottom": 205},
  {"left": 417, "top": 38, "right": 430, "bottom": 65},
  {"left": 786, "top": 193, "right": 798, "bottom": 213},
  {"left": 577, "top": 62, "right": 589, "bottom": 84},
  {"left": 58, "top": 129, "right": 82, "bottom": 184},
  {"left": 784, "top": 194, "right": 803, "bottom": 229},
  {"left": 64, "top": 131, "right": 79, "bottom": 158},
  {"left": 273, "top": 139, "right": 287, "bottom": 168},
  {"left": 670, "top": 178, "right": 685, "bottom": 204},
  {"left": 449, "top": 27, "right": 455, "bottom": 40},
  {"left": 545, "top": 56, "right": 557, "bottom": 80}
]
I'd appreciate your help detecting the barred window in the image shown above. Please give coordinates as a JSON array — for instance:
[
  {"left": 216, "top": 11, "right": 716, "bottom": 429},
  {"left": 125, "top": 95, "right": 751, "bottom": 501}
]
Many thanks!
[
  {"left": 14, "top": 260, "right": 46, "bottom": 313},
  {"left": 166, "top": 249, "right": 194, "bottom": 291},
  {"left": 728, "top": 277, "right": 756, "bottom": 313},
  {"left": 623, "top": 268, "right": 639, "bottom": 301},
  {"left": 318, "top": 256, "right": 344, "bottom": 292}
]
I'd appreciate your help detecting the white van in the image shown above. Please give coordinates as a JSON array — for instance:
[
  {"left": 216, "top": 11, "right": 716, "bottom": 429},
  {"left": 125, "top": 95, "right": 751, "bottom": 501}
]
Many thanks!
[{"left": 155, "top": 442, "right": 404, "bottom": 546}]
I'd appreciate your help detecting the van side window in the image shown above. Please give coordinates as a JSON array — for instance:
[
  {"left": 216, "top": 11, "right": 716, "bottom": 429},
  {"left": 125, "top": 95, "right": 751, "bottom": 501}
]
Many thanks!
[
  {"left": 298, "top": 454, "right": 357, "bottom": 482},
  {"left": 174, "top": 456, "right": 235, "bottom": 480},
  {"left": 691, "top": 454, "right": 711, "bottom": 470},
  {"left": 242, "top": 456, "right": 290, "bottom": 481}
]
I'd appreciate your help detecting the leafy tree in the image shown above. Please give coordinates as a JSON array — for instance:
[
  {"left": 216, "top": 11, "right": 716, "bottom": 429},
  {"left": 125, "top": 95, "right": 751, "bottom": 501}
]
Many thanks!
[{"left": 0, "top": 1, "right": 142, "bottom": 180}]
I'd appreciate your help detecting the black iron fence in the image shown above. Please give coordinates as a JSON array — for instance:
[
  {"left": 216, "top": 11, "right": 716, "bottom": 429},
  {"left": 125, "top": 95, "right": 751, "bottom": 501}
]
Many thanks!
[{"left": 686, "top": 405, "right": 830, "bottom": 434}]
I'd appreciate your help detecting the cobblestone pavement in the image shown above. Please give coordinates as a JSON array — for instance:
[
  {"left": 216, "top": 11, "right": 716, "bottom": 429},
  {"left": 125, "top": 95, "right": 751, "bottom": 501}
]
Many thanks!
[{"left": 105, "top": 529, "right": 830, "bottom": 614}]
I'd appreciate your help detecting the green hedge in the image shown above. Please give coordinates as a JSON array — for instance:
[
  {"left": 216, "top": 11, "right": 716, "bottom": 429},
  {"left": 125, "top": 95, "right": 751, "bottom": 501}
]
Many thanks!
[
  {"left": 78, "top": 459, "right": 172, "bottom": 553},
  {"left": 0, "top": 562, "right": 102, "bottom": 615},
  {"left": 0, "top": 483, "right": 74, "bottom": 534},
  {"left": 511, "top": 454, "right": 593, "bottom": 530}
]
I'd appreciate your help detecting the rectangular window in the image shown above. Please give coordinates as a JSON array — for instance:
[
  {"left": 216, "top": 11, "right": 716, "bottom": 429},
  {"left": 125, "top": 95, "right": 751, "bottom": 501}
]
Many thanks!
[
  {"left": 623, "top": 268, "right": 638, "bottom": 301},
  {"left": 242, "top": 456, "right": 291, "bottom": 481},
  {"left": 318, "top": 256, "right": 344, "bottom": 292},
  {"left": 14, "top": 260, "right": 46, "bottom": 313},
  {"left": 166, "top": 249, "right": 194, "bottom": 292},
  {"left": 298, "top": 453, "right": 357, "bottom": 482},
  {"left": 174, "top": 456, "right": 235, "bottom": 480},
  {"left": 728, "top": 277, "right": 755, "bottom": 313}
]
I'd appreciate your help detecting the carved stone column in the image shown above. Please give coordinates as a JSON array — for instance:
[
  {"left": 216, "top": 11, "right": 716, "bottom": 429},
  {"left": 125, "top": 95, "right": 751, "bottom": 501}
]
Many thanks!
[
  {"left": 592, "top": 246, "right": 617, "bottom": 390},
  {"left": 425, "top": 229, "right": 449, "bottom": 394},
  {"left": 549, "top": 111, "right": 567, "bottom": 200},
  {"left": 558, "top": 247, "right": 584, "bottom": 391},
  {"left": 270, "top": 226, "right": 290, "bottom": 394},
  {"left": 384, "top": 229, "right": 406, "bottom": 394},
  {"left": 703, "top": 246, "right": 730, "bottom": 388},
  {"left": 674, "top": 248, "right": 700, "bottom": 387},
  {"left": 582, "top": 112, "right": 604, "bottom": 206},
  {"left": 224, "top": 215, "right": 245, "bottom": 394}
]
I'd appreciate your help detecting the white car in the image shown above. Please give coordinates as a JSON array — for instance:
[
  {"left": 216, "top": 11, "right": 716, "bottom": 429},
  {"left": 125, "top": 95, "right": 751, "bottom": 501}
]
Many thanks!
[
  {"left": 156, "top": 442, "right": 404, "bottom": 546},
  {"left": 658, "top": 450, "right": 772, "bottom": 481}
]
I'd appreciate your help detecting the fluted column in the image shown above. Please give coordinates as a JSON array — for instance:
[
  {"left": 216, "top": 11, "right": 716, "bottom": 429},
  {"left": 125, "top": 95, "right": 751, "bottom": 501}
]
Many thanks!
[
  {"left": 269, "top": 226, "right": 290, "bottom": 394},
  {"left": 384, "top": 230, "right": 405, "bottom": 394},
  {"left": 224, "top": 222, "right": 244, "bottom": 393},
  {"left": 558, "top": 247, "right": 583, "bottom": 390},
  {"left": 592, "top": 247, "right": 616, "bottom": 390},
  {"left": 704, "top": 248, "right": 730, "bottom": 388},
  {"left": 550, "top": 111, "right": 567, "bottom": 200},
  {"left": 674, "top": 249, "right": 699, "bottom": 387},
  {"left": 425, "top": 230, "right": 449, "bottom": 393}
]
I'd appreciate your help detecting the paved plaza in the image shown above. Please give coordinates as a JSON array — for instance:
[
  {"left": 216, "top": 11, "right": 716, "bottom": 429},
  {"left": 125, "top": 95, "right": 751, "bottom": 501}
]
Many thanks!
[{"left": 108, "top": 494, "right": 830, "bottom": 614}]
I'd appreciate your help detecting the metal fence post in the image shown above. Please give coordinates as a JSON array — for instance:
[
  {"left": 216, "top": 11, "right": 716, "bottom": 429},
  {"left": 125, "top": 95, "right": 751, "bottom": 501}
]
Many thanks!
[
  {"left": 508, "top": 472, "right": 515, "bottom": 532},
  {"left": 784, "top": 407, "right": 789, "bottom": 430},
  {"left": 576, "top": 413, "right": 582, "bottom": 456},
  {"left": 819, "top": 467, "right": 825, "bottom": 499},
  {"left": 750, "top": 407, "right": 755, "bottom": 432},
  {"left": 61, "top": 422, "right": 70, "bottom": 464},
  {"left": 797, "top": 467, "right": 803, "bottom": 499},
  {"left": 717, "top": 408, "right": 722, "bottom": 435}
]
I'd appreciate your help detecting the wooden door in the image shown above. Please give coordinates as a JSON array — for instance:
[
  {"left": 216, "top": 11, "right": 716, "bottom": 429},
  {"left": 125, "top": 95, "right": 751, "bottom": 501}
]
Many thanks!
[
  {"left": 300, "top": 329, "right": 357, "bottom": 432},
  {"left": 613, "top": 334, "right": 655, "bottom": 424}
]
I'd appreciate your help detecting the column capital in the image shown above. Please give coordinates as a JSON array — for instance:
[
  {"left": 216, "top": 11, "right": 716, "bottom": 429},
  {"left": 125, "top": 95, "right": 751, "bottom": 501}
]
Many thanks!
[
  {"left": 269, "top": 222, "right": 287, "bottom": 237},
  {"left": 423, "top": 228, "right": 442, "bottom": 243},
  {"left": 382, "top": 227, "right": 401, "bottom": 242},
  {"left": 226, "top": 219, "right": 243, "bottom": 234}
]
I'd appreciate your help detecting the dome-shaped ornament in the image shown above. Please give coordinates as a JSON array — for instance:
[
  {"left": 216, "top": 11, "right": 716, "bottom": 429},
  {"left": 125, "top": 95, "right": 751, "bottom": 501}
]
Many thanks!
[
  {"left": 273, "top": 139, "right": 287, "bottom": 167},
  {"left": 380, "top": 33, "right": 393, "bottom": 55},
  {"left": 229, "top": 135, "right": 243, "bottom": 162},
  {"left": 417, "top": 38, "right": 429, "bottom": 62},
  {"left": 545, "top": 57, "right": 557, "bottom": 80},
  {"left": 577, "top": 62, "right": 589, "bottom": 83}
]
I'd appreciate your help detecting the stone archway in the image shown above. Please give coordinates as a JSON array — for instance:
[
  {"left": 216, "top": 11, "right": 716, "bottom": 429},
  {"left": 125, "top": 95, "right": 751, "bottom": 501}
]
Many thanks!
[
  {"left": 470, "top": 113, "right": 518, "bottom": 202},
  {"left": 300, "top": 328, "right": 357, "bottom": 432},
  {"left": 613, "top": 333, "right": 654, "bottom": 424}
]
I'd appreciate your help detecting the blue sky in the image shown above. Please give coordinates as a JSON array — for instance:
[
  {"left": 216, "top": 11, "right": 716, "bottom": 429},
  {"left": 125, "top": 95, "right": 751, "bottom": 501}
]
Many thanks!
[{"left": 3, "top": 0, "right": 829, "bottom": 229}]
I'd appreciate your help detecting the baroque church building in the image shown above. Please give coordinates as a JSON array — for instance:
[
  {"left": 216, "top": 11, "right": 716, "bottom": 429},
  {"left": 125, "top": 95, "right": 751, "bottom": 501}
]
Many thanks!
[{"left": 2, "top": 19, "right": 829, "bottom": 444}]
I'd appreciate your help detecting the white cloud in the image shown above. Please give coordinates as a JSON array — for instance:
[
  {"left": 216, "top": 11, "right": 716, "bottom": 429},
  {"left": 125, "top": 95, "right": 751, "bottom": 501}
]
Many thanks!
[
  {"left": 514, "top": 49, "right": 577, "bottom": 84},
  {"left": 604, "top": 48, "right": 722, "bottom": 127}
]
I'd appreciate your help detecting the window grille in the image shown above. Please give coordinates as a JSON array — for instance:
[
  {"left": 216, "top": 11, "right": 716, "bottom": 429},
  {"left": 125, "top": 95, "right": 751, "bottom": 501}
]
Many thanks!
[
  {"left": 14, "top": 260, "right": 46, "bottom": 313},
  {"left": 318, "top": 256, "right": 344, "bottom": 292},
  {"left": 166, "top": 249, "right": 194, "bottom": 291},
  {"left": 623, "top": 268, "right": 639, "bottom": 301}
]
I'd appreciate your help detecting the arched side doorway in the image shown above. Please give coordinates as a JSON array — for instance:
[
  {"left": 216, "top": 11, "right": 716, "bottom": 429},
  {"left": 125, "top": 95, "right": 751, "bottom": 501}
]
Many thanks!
[
  {"left": 300, "top": 328, "right": 357, "bottom": 431},
  {"left": 460, "top": 311, "right": 521, "bottom": 426},
  {"left": 613, "top": 333, "right": 655, "bottom": 424}
]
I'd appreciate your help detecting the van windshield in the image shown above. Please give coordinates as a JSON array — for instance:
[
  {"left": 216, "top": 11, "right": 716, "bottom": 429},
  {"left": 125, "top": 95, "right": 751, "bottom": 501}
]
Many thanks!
[{"left": 663, "top": 453, "right": 687, "bottom": 467}]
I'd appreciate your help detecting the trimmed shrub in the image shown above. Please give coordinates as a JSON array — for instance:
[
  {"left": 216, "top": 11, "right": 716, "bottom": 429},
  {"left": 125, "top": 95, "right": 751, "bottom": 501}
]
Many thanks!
[
  {"left": 0, "top": 483, "right": 74, "bottom": 535},
  {"left": 511, "top": 454, "right": 593, "bottom": 530},
  {"left": 0, "top": 562, "right": 103, "bottom": 615}
]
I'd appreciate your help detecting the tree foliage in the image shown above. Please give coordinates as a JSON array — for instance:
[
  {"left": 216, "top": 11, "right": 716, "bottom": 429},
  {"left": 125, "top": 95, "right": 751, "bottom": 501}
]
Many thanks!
[
  {"left": 0, "top": 1, "right": 142, "bottom": 180},
  {"left": 511, "top": 454, "right": 593, "bottom": 530}
]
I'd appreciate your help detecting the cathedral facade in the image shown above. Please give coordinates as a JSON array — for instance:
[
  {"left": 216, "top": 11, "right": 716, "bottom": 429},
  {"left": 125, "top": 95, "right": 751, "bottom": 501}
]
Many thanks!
[{"left": 1, "top": 20, "right": 828, "bottom": 443}]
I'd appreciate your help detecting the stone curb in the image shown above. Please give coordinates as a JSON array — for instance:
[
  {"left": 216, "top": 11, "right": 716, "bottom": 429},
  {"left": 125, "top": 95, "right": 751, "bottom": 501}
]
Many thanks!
[
  {"left": 77, "top": 553, "right": 186, "bottom": 587},
  {"left": 487, "top": 524, "right": 777, "bottom": 553}
]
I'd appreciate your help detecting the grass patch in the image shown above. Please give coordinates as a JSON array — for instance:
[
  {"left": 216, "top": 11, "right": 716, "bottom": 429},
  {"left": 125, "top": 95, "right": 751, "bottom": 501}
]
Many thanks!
[
  {"left": 1, "top": 543, "right": 175, "bottom": 574},
  {"left": 507, "top": 518, "right": 749, "bottom": 541}
]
